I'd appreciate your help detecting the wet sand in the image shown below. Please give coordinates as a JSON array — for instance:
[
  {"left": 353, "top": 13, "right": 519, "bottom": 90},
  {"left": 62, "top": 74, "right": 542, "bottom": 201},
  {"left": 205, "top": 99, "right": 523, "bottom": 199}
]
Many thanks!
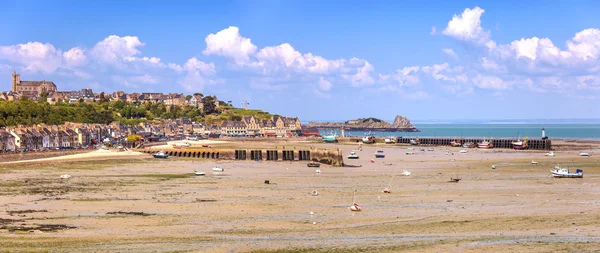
[{"left": 0, "top": 143, "right": 599, "bottom": 252}]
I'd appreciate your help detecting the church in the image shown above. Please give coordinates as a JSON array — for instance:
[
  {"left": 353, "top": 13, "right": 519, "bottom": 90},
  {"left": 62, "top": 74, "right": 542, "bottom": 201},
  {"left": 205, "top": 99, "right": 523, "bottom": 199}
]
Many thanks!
[{"left": 11, "top": 70, "right": 57, "bottom": 97}]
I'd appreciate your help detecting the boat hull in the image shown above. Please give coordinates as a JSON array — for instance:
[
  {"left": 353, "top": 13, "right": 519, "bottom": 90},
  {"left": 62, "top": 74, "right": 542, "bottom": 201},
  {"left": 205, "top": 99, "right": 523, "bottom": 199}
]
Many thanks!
[
  {"left": 347, "top": 156, "right": 359, "bottom": 159},
  {"left": 552, "top": 173, "right": 583, "bottom": 178},
  {"left": 153, "top": 154, "right": 168, "bottom": 159},
  {"left": 375, "top": 154, "right": 385, "bottom": 158}
]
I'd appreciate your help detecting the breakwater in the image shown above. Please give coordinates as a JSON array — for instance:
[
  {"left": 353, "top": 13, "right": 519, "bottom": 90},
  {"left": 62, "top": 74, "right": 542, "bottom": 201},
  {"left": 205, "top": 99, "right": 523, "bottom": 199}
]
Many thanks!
[{"left": 139, "top": 147, "right": 344, "bottom": 166}]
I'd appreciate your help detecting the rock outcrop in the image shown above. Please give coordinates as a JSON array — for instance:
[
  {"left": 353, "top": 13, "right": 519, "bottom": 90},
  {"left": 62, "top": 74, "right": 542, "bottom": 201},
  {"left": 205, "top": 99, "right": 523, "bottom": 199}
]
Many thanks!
[{"left": 305, "top": 115, "right": 418, "bottom": 132}]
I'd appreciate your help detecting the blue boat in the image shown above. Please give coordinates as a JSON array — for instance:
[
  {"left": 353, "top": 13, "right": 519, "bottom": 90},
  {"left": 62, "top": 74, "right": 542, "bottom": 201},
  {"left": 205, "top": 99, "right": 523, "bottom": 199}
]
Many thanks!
[{"left": 375, "top": 150, "right": 385, "bottom": 158}]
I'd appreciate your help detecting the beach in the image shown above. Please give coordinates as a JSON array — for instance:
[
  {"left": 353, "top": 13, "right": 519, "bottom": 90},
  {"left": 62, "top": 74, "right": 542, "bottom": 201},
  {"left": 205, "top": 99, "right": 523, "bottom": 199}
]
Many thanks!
[{"left": 0, "top": 141, "right": 599, "bottom": 252}]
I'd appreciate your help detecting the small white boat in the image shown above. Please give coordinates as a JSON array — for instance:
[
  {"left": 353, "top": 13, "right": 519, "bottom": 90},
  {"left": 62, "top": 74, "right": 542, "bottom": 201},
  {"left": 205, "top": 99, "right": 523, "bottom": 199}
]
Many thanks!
[
  {"left": 545, "top": 152, "right": 555, "bottom": 157},
  {"left": 212, "top": 167, "right": 224, "bottom": 172},
  {"left": 402, "top": 170, "right": 411, "bottom": 176},
  {"left": 315, "top": 169, "right": 321, "bottom": 174},
  {"left": 427, "top": 148, "right": 434, "bottom": 151},
  {"left": 194, "top": 171, "right": 206, "bottom": 176},
  {"left": 460, "top": 150, "right": 467, "bottom": 153},
  {"left": 59, "top": 174, "right": 71, "bottom": 179},
  {"left": 531, "top": 161, "right": 538, "bottom": 165},
  {"left": 349, "top": 189, "right": 362, "bottom": 212},
  {"left": 405, "top": 151, "right": 413, "bottom": 155},
  {"left": 384, "top": 137, "right": 396, "bottom": 144},
  {"left": 311, "top": 190, "right": 319, "bottom": 196},
  {"left": 580, "top": 153, "right": 590, "bottom": 157},
  {"left": 347, "top": 152, "right": 359, "bottom": 159},
  {"left": 551, "top": 166, "right": 583, "bottom": 178},
  {"left": 153, "top": 150, "right": 169, "bottom": 159}
]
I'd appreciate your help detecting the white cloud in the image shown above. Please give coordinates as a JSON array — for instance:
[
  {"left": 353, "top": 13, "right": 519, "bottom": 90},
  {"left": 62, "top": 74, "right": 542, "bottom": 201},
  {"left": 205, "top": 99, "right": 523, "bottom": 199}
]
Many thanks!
[
  {"left": 442, "top": 48, "right": 459, "bottom": 60},
  {"left": 249, "top": 81, "right": 288, "bottom": 91},
  {"left": 203, "top": 26, "right": 258, "bottom": 65},
  {"left": 0, "top": 42, "right": 63, "bottom": 73},
  {"left": 130, "top": 74, "right": 159, "bottom": 84},
  {"left": 472, "top": 74, "right": 508, "bottom": 90},
  {"left": 318, "top": 77, "right": 332, "bottom": 91},
  {"left": 91, "top": 35, "right": 145, "bottom": 65},
  {"left": 442, "top": 7, "right": 490, "bottom": 45},
  {"left": 63, "top": 47, "right": 87, "bottom": 67}
]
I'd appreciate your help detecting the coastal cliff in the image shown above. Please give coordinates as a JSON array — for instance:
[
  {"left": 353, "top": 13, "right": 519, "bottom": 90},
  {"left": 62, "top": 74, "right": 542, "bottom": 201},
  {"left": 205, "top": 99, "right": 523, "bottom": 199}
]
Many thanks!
[{"left": 305, "top": 115, "right": 419, "bottom": 132}]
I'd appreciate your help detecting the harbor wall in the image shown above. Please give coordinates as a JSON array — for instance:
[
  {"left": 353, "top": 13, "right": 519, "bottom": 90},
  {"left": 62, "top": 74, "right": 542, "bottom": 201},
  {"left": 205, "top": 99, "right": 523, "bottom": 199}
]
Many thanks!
[
  {"left": 138, "top": 147, "right": 344, "bottom": 166},
  {"left": 336, "top": 137, "right": 552, "bottom": 150}
]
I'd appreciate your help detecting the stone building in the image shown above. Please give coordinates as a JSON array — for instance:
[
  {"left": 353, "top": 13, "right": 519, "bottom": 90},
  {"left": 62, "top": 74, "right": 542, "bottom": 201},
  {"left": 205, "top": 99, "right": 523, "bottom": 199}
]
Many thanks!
[{"left": 11, "top": 70, "right": 57, "bottom": 98}]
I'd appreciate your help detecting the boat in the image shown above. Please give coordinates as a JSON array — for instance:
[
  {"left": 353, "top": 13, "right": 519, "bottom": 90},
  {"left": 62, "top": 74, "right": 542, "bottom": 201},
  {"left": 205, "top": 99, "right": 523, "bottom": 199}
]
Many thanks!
[
  {"left": 513, "top": 136, "right": 528, "bottom": 150},
  {"left": 153, "top": 150, "right": 169, "bottom": 159},
  {"left": 463, "top": 142, "right": 476, "bottom": 148},
  {"left": 460, "top": 150, "right": 467, "bottom": 153},
  {"left": 181, "top": 142, "right": 191, "bottom": 147},
  {"left": 531, "top": 161, "right": 538, "bottom": 165},
  {"left": 59, "top": 174, "right": 72, "bottom": 179},
  {"left": 322, "top": 133, "right": 338, "bottom": 143},
  {"left": 478, "top": 140, "right": 493, "bottom": 148},
  {"left": 405, "top": 151, "right": 413, "bottom": 155},
  {"left": 409, "top": 139, "right": 419, "bottom": 146},
  {"left": 362, "top": 135, "right": 376, "bottom": 144},
  {"left": 347, "top": 152, "right": 359, "bottom": 159},
  {"left": 349, "top": 189, "right": 362, "bottom": 212},
  {"left": 580, "top": 153, "right": 590, "bottom": 157},
  {"left": 375, "top": 150, "right": 385, "bottom": 158},
  {"left": 450, "top": 140, "right": 462, "bottom": 147},
  {"left": 545, "top": 151, "right": 555, "bottom": 157},
  {"left": 427, "top": 148, "right": 434, "bottom": 151},
  {"left": 212, "top": 167, "right": 224, "bottom": 172},
  {"left": 307, "top": 162, "right": 321, "bottom": 168},
  {"left": 194, "top": 170, "right": 205, "bottom": 176},
  {"left": 402, "top": 170, "right": 411, "bottom": 176},
  {"left": 551, "top": 166, "right": 583, "bottom": 178},
  {"left": 384, "top": 137, "right": 396, "bottom": 144}
]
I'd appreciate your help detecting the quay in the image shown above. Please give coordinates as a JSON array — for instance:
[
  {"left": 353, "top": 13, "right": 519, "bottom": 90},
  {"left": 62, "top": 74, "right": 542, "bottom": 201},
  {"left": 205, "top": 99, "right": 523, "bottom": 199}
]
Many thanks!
[
  {"left": 139, "top": 147, "right": 344, "bottom": 165},
  {"left": 395, "top": 137, "right": 552, "bottom": 150}
]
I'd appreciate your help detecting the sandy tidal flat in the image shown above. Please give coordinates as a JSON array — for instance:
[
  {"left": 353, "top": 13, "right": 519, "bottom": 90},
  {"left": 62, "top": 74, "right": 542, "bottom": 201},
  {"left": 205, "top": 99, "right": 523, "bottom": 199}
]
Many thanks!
[{"left": 0, "top": 144, "right": 599, "bottom": 252}]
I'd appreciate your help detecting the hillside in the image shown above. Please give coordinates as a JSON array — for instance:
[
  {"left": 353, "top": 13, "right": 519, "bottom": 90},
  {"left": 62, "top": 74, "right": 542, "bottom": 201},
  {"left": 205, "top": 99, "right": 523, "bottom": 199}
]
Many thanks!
[{"left": 0, "top": 98, "right": 275, "bottom": 127}]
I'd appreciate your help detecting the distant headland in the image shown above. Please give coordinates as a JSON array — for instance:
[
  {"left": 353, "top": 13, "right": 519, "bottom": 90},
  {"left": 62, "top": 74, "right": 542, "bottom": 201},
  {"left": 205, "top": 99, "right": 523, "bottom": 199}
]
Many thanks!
[{"left": 305, "top": 115, "right": 420, "bottom": 132}]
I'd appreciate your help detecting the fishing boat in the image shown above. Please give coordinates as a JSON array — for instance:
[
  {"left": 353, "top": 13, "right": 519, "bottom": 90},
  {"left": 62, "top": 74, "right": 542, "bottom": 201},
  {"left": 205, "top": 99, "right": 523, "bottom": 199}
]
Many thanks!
[
  {"left": 362, "top": 134, "right": 376, "bottom": 144},
  {"left": 347, "top": 152, "right": 359, "bottom": 159},
  {"left": 531, "top": 161, "right": 538, "bottom": 165},
  {"left": 478, "top": 140, "right": 493, "bottom": 148},
  {"left": 463, "top": 142, "right": 476, "bottom": 148},
  {"left": 153, "top": 150, "right": 169, "bottom": 158},
  {"left": 384, "top": 137, "right": 396, "bottom": 144},
  {"left": 194, "top": 170, "right": 206, "bottom": 176},
  {"left": 375, "top": 150, "right": 385, "bottom": 158},
  {"left": 513, "top": 136, "right": 528, "bottom": 150},
  {"left": 580, "top": 153, "right": 590, "bottom": 157},
  {"left": 545, "top": 151, "right": 555, "bottom": 157},
  {"left": 450, "top": 140, "right": 462, "bottom": 147},
  {"left": 551, "top": 166, "right": 583, "bottom": 178},
  {"left": 307, "top": 162, "right": 321, "bottom": 168},
  {"left": 212, "top": 167, "right": 224, "bottom": 172},
  {"left": 322, "top": 132, "right": 338, "bottom": 143}
]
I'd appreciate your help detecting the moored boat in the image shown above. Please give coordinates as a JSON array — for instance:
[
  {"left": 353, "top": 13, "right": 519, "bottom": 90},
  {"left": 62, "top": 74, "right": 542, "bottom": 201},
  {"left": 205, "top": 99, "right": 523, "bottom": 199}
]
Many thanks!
[
  {"left": 375, "top": 150, "right": 385, "bottom": 158},
  {"left": 477, "top": 140, "right": 493, "bottom": 148},
  {"left": 362, "top": 135, "right": 376, "bottom": 144},
  {"left": 322, "top": 133, "right": 338, "bottom": 143},
  {"left": 384, "top": 137, "right": 396, "bottom": 144},
  {"left": 580, "top": 153, "right": 590, "bottom": 157},
  {"left": 347, "top": 152, "right": 359, "bottom": 159},
  {"left": 212, "top": 167, "right": 224, "bottom": 172},
  {"left": 194, "top": 170, "right": 205, "bottom": 176},
  {"left": 307, "top": 162, "right": 321, "bottom": 167},
  {"left": 153, "top": 150, "right": 169, "bottom": 159},
  {"left": 551, "top": 166, "right": 583, "bottom": 178}
]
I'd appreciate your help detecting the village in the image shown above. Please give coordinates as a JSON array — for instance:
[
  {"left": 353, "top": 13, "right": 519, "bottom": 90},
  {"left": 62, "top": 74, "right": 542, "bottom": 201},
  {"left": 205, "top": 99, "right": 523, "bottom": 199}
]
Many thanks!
[{"left": 0, "top": 71, "right": 316, "bottom": 152}]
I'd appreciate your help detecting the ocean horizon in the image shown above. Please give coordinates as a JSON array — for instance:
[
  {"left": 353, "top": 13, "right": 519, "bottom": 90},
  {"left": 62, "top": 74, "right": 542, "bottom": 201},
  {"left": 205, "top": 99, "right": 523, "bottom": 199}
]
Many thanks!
[{"left": 316, "top": 123, "right": 600, "bottom": 140}]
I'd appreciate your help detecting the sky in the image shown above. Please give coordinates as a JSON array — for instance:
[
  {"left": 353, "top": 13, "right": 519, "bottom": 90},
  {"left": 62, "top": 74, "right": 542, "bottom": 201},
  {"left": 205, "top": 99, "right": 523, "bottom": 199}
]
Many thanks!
[{"left": 1, "top": 0, "right": 600, "bottom": 121}]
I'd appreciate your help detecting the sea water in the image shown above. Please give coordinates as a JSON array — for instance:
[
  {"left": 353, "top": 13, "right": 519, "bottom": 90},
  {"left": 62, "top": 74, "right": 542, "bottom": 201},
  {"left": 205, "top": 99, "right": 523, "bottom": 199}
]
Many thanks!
[{"left": 318, "top": 124, "right": 600, "bottom": 140}]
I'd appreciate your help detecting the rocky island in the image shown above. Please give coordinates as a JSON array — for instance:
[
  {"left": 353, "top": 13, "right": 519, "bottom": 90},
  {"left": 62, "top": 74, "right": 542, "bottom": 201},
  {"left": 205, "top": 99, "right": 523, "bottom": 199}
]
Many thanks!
[{"left": 304, "top": 115, "right": 419, "bottom": 132}]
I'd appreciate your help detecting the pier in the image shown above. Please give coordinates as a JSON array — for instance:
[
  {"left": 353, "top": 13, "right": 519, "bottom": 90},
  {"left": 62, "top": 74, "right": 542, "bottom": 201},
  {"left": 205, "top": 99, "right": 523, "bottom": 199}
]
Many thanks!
[
  {"left": 139, "top": 147, "right": 344, "bottom": 165},
  {"left": 395, "top": 137, "right": 552, "bottom": 150}
]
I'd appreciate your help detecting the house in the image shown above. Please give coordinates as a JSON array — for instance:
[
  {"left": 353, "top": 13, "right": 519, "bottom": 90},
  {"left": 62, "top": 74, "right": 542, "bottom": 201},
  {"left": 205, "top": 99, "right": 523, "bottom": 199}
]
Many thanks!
[
  {"left": 66, "top": 129, "right": 79, "bottom": 147},
  {"left": 0, "top": 130, "right": 16, "bottom": 152},
  {"left": 260, "top": 119, "right": 277, "bottom": 137},
  {"left": 164, "top": 93, "right": 186, "bottom": 106},
  {"left": 222, "top": 121, "right": 247, "bottom": 136},
  {"left": 126, "top": 93, "right": 140, "bottom": 103},
  {"left": 242, "top": 116, "right": 260, "bottom": 136},
  {"left": 10, "top": 129, "right": 29, "bottom": 150},
  {"left": 58, "top": 130, "right": 71, "bottom": 147},
  {"left": 192, "top": 123, "right": 204, "bottom": 135},
  {"left": 189, "top": 94, "right": 204, "bottom": 109},
  {"left": 29, "top": 129, "right": 45, "bottom": 150},
  {"left": 40, "top": 128, "right": 51, "bottom": 149},
  {"left": 140, "top": 93, "right": 164, "bottom": 104},
  {"left": 75, "top": 128, "right": 90, "bottom": 146}
]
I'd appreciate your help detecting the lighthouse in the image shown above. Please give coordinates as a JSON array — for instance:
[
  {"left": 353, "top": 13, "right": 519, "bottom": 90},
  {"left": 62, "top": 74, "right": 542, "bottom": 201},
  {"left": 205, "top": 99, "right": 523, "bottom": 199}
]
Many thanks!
[{"left": 542, "top": 128, "right": 547, "bottom": 139}]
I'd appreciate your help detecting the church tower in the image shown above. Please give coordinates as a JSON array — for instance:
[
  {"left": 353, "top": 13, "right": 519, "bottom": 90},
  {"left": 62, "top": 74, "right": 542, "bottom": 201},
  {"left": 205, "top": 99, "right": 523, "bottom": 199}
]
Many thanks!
[{"left": 11, "top": 70, "right": 20, "bottom": 92}]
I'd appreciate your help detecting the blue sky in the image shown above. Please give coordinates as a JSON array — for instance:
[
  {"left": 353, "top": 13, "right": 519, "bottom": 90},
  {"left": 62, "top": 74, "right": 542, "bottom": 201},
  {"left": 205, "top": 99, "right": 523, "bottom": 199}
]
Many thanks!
[{"left": 1, "top": 0, "right": 600, "bottom": 121}]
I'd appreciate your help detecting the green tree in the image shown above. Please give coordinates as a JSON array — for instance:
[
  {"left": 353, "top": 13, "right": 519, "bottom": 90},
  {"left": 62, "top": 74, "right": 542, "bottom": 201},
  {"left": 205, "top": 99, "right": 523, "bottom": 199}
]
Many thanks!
[{"left": 202, "top": 96, "right": 217, "bottom": 115}]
